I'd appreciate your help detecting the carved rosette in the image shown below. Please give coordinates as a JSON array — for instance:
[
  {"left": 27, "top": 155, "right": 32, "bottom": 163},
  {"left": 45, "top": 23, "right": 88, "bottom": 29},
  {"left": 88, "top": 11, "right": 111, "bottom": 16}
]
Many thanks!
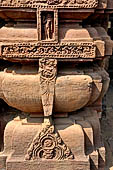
[
  {"left": 25, "top": 124, "right": 74, "bottom": 160},
  {"left": 39, "top": 58, "right": 57, "bottom": 116}
]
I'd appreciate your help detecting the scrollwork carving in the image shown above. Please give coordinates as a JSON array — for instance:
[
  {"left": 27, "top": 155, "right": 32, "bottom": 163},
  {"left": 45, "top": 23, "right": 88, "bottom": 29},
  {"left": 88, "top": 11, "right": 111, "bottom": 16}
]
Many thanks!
[
  {"left": 1, "top": 42, "right": 96, "bottom": 59},
  {"left": 25, "top": 124, "right": 74, "bottom": 160},
  {"left": 39, "top": 58, "right": 57, "bottom": 116},
  {"left": 0, "top": 0, "right": 98, "bottom": 8}
]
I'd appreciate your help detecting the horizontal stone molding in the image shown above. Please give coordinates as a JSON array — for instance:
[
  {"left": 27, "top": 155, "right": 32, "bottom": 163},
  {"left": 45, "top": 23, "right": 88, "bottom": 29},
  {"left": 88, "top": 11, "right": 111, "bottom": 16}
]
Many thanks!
[
  {"left": 1, "top": 42, "right": 96, "bottom": 60},
  {"left": 0, "top": 0, "right": 98, "bottom": 9}
]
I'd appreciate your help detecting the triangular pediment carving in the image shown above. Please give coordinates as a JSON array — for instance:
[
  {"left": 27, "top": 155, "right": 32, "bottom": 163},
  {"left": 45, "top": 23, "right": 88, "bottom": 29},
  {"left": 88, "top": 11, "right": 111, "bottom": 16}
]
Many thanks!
[{"left": 25, "top": 124, "right": 74, "bottom": 160}]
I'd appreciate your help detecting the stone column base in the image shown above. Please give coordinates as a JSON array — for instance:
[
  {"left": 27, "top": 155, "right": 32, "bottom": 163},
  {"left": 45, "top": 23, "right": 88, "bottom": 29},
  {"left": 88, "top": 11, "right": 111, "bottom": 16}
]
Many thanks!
[{"left": 0, "top": 108, "right": 105, "bottom": 170}]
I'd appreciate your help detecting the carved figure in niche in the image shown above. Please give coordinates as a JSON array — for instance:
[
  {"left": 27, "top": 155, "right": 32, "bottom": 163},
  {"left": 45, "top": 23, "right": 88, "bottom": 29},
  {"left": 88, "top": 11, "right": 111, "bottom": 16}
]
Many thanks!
[{"left": 42, "top": 13, "right": 53, "bottom": 40}]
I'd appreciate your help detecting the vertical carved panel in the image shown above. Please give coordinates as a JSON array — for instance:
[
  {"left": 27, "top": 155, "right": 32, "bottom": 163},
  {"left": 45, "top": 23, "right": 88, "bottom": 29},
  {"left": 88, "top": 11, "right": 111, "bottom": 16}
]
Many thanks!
[
  {"left": 39, "top": 58, "right": 57, "bottom": 116},
  {"left": 37, "top": 7, "right": 58, "bottom": 42}
]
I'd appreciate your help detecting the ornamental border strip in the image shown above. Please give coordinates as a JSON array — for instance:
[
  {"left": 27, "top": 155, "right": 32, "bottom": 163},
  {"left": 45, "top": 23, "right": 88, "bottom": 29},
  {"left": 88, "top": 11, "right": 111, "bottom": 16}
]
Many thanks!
[
  {"left": 1, "top": 42, "right": 96, "bottom": 59},
  {"left": 0, "top": 0, "right": 98, "bottom": 9}
]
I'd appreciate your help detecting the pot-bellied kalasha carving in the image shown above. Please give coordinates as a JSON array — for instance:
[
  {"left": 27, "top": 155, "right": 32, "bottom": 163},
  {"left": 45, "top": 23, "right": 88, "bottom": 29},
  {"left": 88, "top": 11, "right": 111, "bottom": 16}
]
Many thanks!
[
  {"left": 0, "top": 0, "right": 98, "bottom": 8},
  {"left": 25, "top": 124, "right": 74, "bottom": 160},
  {"left": 39, "top": 58, "right": 57, "bottom": 116}
]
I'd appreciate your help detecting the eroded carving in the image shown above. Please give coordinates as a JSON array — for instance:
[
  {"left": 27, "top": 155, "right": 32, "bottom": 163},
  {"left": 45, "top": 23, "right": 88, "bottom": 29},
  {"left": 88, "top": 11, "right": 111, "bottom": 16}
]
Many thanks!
[
  {"left": 37, "top": 8, "right": 58, "bottom": 42},
  {"left": 0, "top": 0, "right": 111, "bottom": 168},
  {"left": 25, "top": 124, "right": 74, "bottom": 160},
  {"left": 42, "top": 13, "right": 54, "bottom": 40},
  {"left": 39, "top": 58, "right": 57, "bottom": 116},
  {"left": 1, "top": 42, "right": 96, "bottom": 59},
  {"left": 0, "top": 0, "right": 98, "bottom": 8}
]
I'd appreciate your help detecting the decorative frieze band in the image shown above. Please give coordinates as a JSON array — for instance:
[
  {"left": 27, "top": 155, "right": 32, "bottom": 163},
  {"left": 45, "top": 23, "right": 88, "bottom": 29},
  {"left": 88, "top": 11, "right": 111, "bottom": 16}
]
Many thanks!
[
  {"left": 0, "top": 0, "right": 98, "bottom": 8},
  {"left": 1, "top": 42, "right": 96, "bottom": 60}
]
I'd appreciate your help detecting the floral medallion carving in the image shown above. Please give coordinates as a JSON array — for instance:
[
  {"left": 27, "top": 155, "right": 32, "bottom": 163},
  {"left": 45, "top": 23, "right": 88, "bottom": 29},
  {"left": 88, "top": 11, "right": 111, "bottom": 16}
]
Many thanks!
[
  {"left": 39, "top": 58, "right": 57, "bottom": 116},
  {"left": 25, "top": 124, "right": 74, "bottom": 160}
]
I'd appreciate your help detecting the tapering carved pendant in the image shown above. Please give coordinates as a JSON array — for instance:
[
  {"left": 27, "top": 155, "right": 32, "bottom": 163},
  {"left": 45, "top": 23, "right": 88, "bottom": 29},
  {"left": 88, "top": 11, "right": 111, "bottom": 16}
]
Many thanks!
[{"left": 39, "top": 58, "right": 57, "bottom": 116}]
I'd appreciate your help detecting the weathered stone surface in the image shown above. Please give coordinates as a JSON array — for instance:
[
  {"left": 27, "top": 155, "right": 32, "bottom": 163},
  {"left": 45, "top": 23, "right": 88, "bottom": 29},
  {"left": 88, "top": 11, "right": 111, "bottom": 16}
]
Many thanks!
[
  {"left": 6, "top": 160, "right": 90, "bottom": 170},
  {"left": 0, "top": 0, "right": 112, "bottom": 170},
  {"left": 0, "top": 66, "right": 109, "bottom": 114},
  {"left": 0, "top": 0, "right": 99, "bottom": 9},
  {"left": 95, "top": 26, "right": 113, "bottom": 56},
  {"left": 0, "top": 108, "right": 104, "bottom": 169}
]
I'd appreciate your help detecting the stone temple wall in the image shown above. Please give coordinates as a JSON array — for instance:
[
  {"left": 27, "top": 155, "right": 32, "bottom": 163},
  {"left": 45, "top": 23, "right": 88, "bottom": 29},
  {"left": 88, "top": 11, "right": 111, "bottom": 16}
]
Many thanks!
[{"left": 0, "top": 1, "right": 113, "bottom": 170}]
